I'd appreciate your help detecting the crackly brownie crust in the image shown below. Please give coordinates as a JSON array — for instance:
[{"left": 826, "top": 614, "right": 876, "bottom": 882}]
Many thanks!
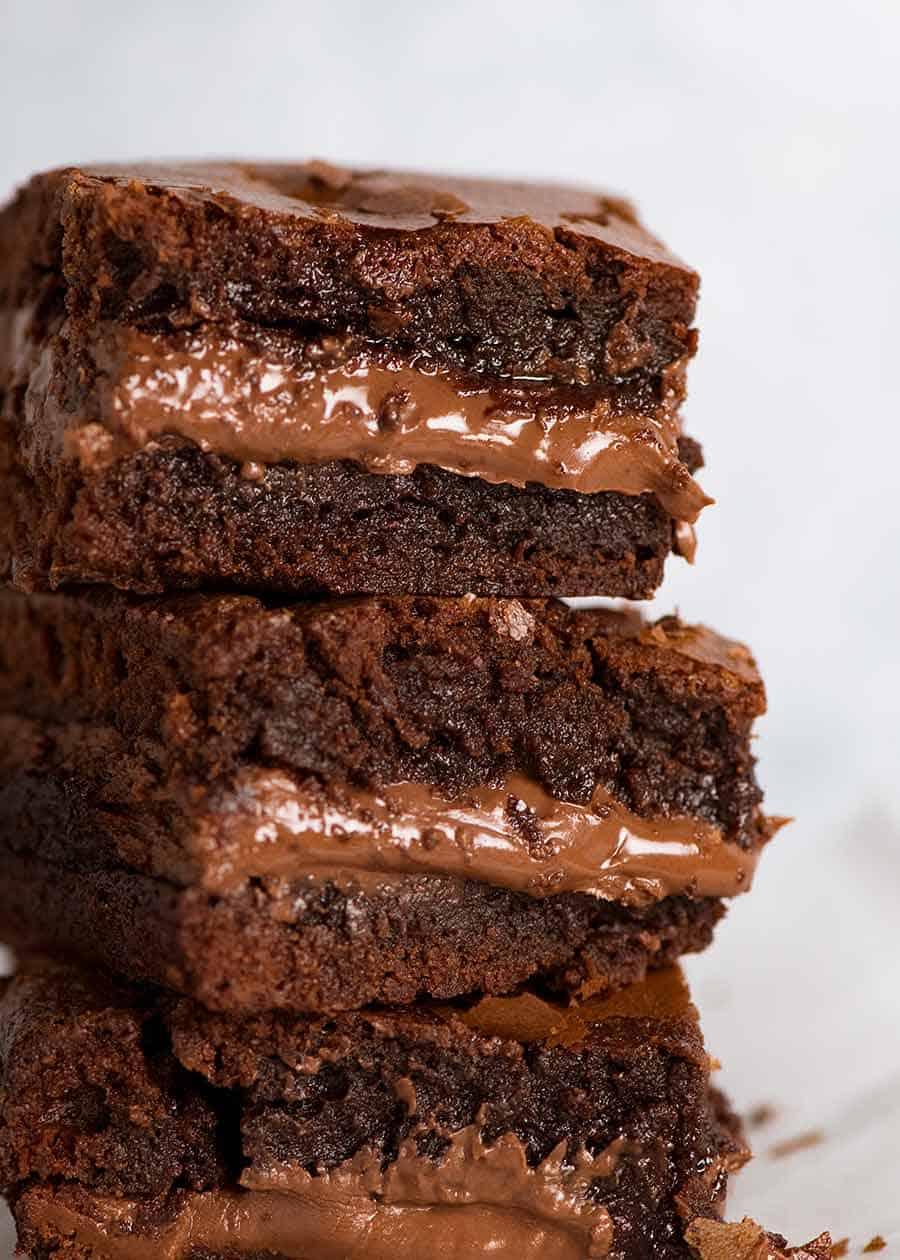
[
  {"left": 1, "top": 961, "right": 743, "bottom": 1260},
  {"left": 0, "top": 163, "right": 698, "bottom": 385}
]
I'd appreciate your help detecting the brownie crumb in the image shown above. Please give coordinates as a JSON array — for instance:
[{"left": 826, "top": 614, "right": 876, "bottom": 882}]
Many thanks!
[
  {"left": 686, "top": 1218, "right": 833, "bottom": 1260},
  {"left": 863, "top": 1238, "right": 887, "bottom": 1254},
  {"left": 747, "top": 1102, "right": 777, "bottom": 1128},
  {"left": 768, "top": 1130, "right": 825, "bottom": 1159}
]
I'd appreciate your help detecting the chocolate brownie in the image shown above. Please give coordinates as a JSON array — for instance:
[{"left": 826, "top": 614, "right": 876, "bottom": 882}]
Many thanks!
[
  {"left": 1, "top": 959, "right": 747, "bottom": 1260},
  {"left": 0, "top": 163, "right": 708, "bottom": 596},
  {"left": 0, "top": 592, "right": 776, "bottom": 1012}
]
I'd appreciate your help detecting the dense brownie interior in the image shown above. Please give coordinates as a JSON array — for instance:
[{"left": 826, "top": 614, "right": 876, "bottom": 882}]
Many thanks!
[{"left": 0, "top": 593, "right": 767, "bottom": 845}]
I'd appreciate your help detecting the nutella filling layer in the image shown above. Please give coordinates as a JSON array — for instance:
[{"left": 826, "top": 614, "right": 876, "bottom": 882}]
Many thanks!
[
  {"left": 30, "top": 1128, "right": 638, "bottom": 1260},
  {"left": 199, "top": 769, "right": 758, "bottom": 905},
  {"left": 15, "top": 316, "right": 711, "bottom": 521}
]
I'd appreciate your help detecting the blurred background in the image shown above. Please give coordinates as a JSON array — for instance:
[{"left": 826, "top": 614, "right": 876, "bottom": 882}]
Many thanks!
[{"left": 2, "top": 0, "right": 898, "bottom": 1250}]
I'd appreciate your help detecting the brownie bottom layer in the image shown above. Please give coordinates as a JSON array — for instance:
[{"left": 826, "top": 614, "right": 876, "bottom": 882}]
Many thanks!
[
  {"left": 0, "top": 843, "right": 723, "bottom": 1012},
  {"left": 1, "top": 435, "right": 692, "bottom": 596}
]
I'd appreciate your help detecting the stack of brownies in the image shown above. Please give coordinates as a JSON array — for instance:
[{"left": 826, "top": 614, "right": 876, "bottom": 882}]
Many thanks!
[{"left": 0, "top": 164, "right": 829, "bottom": 1259}]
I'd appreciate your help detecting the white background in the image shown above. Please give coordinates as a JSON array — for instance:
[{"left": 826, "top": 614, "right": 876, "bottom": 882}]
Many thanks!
[{"left": 1, "top": 1, "right": 898, "bottom": 1254}]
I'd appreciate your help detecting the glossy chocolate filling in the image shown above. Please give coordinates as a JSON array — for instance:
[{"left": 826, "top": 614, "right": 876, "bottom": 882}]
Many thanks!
[
  {"left": 0, "top": 704, "right": 762, "bottom": 906},
  {"left": 31, "top": 1135, "right": 621, "bottom": 1260},
  {"left": 10, "top": 313, "right": 710, "bottom": 523},
  {"left": 200, "top": 768, "right": 759, "bottom": 905}
]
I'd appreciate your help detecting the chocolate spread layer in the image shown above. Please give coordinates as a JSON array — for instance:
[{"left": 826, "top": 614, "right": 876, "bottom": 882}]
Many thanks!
[
  {"left": 12, "top": 314, "right": 709, "bottom": 521},
  {"left": 27, "top": 1132, "right": 622, "bottom": 1260},
  {"left": 0, "top": 712, "right": 765, "bottom": 906},
  {"left": 198, "top": 768, "right": 760, "bottom": 904}
]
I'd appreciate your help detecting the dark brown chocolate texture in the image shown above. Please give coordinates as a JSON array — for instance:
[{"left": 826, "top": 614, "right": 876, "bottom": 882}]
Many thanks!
[
  {"left": 0, "top": 592, "right": 765, "bottom": 827},
  {"left": 1, "top": 163, "right": 698, "bottom": 383},
  {"left": 1, "top": 960, "right": 745, "bottom": 1260},
  {"left": 0, "top": 162, "right": 704, "bottom": 597},
  {"left": 0, "top": 592, "right": 772, "bottom": 1013}
]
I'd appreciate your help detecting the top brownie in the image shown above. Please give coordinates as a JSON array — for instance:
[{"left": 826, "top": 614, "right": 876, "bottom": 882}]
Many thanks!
[
  {"left": 0, "top": 164, "right": 705, "bottom": 596},
  {"left": 2, "top": 162, "right": 697, "bottom": 383}
]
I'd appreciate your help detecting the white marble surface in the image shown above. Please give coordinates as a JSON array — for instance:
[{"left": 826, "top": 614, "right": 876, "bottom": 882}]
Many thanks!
[{"left": 1, "top": 0, "right": 898, "bottom": 1254}]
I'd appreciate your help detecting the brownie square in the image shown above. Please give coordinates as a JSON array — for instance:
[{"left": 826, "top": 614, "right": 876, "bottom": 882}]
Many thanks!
[
  {"left": 0, "top": 163, "right": 708, "bottom": 597},
  {"left": 0, "top": 592, "right": 775, "bottom": 1013},
  {"left": 0, "top": 959, "right": 746, "bottom": 1260}
]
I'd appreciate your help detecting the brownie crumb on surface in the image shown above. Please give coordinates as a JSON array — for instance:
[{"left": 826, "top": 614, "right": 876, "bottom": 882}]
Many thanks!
[
  {"left": 746, "top": 1103, "right": 778, "bottom": 1128},
  {"left": 768, "top": 1131, "right": 825, "bottom": 1160},
  {"left": 685, "top": 1218, "right": 834, "bottom": 1260}
]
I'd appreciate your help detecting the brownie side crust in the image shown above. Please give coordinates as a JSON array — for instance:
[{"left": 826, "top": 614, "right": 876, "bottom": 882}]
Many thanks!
[
  {"left": 0, "top": 964, "right": 220, "bottom": 1200},
  {"left": 0, "top": 429, "right": 694, "bottom": 598},
  {"left": 1, "top": 961, "right": 743, "bottom": 1260},
  {"left": 0, "top": 163, "right": 699, "bottom": 386},
  {"left": 0, "top": 593, "right": 767, "bottom": 847}
]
